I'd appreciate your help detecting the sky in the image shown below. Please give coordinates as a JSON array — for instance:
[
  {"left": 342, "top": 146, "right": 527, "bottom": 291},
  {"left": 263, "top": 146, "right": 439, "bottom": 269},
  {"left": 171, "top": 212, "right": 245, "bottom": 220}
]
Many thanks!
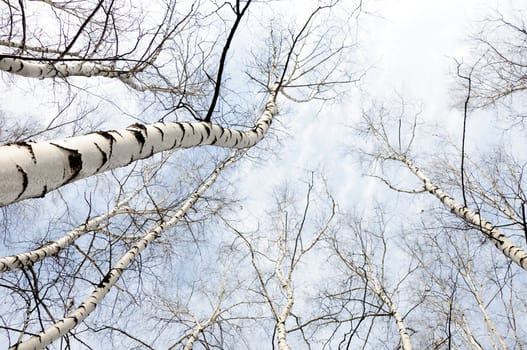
[
  {"left": 0, "top": 0, "right": 502, "bottom": 209},
  {"left": 235, "top": 0, "right": 497, "bottom": 215},
  {"left": 1, "top": 0, "right": 523, "bottom": 347},
  {"left": 228, "top": 1, "right": 514, "bottom": 303}
]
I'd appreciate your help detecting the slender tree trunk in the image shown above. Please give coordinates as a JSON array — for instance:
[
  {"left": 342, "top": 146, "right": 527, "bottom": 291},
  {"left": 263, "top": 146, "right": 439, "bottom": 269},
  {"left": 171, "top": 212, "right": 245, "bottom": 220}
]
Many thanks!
[
  {"left": 334, "top": 248, "right": 413, "bottom": 350},
  {"left": 9, "top": 152, "right": 240, "bottom": 350},
  {"left": 0, "top": 179, "right": 150, "bottom": 272},
  {"left": 360, "top": 270, "right": 412, "bottom": 350},
  {"left": 463, "top": 272, "right": 508, "bottom": 350},
  {"left": 455, "top": 312, "right": 485, "bottom": 350},
  {"left": 0, "top": 56, "right": 191, "bottom": 94},
  {"left": 181, "top": 307, "right": 222, "bottom": 350},
  {"left": 275, "top": 234, "right": 293, "bottom": 350},
  {"left": 394, "top": 154, "right": 527, "bottom": 271}
]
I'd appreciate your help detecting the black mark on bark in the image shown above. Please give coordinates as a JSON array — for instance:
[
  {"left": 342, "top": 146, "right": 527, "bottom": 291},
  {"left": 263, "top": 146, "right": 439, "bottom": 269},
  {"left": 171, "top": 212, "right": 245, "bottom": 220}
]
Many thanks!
[
  {"left": 126, "top": 124, "right": 146, "bottom": 153},
  {"left": 175, "top": 122, "right": 185, "bottom": 134},
  {"left": 175, "top": 122, "right": 185, "bottom": 146},
  {"left": 96, "top": 131, "right": 116, "bottom": 157},
  {"left": 50, "top": 143, "right": 83, "bottom": 183},
  {"left": 152, "top": 125, "right": 164, "bottom": 141},
  {"left": 97, "top": 270, "right": 113, "bottom": 289},
  {"left": 15, "top": 165, "right": 28, "bottom": 200},
  {"left": 94, "top": 143, "right": 107, "bottom": 172},
  {"left": 9, "top": 142, "right": 37, "bottom": 164},
  {"left": 39, "top": 185, "right": 47, "bottom": 198},
  {"left": 128, "top": 123, "right": 147, "bottom": 136},
  {"left": 188, "top": 123, "right": 195, "bottom": 139},
  {"left": 233, "top": 131, "right": 242, "bottom": 147},
  {"left": 202, "top": 122, "right": 211, "bottom": 138}
]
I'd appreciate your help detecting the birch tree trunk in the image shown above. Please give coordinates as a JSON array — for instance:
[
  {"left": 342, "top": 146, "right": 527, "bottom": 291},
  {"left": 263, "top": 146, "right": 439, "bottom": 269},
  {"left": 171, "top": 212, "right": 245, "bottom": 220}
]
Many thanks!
[
  {"left": 333, "top": 239, "right": 413, "bottom": 350},
  {"left": 462, "top": 271, "right": 509, "bottom": 350},
  {"left": 0, "top": 1, "right": 362, "bottom": 348},
  {"left": 0, "top": 86, "right": 277, "bottom": 207},
  {"left": 0, "top": 57, "right": 132, "bottom": 79},
  {"left": 226, "top": 173, "right": 336, "bottom": 349},
  {"left": 0, "top": 172, "right": 158, "bottom": 272},
  {"left": 8, "top": 151, "right": 240, "bottom": 350},
  {"left": 393, "top": 154, "right": 527, "bottom": 271},
  {"left": 361, "top": 110, "right": 527, "bottom": 271}
]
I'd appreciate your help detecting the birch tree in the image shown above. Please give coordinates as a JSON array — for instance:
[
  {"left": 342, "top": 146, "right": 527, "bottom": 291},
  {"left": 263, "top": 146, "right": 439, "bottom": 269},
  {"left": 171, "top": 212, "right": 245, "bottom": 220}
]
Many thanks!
[
  {"left": 216, "top": 176, "right": 420, "bottom": 349},
  {"left": 357, "top": 101, "right": 527, "bottom": 271},
  {"left": 222, "top": 173, "right": 338, "bottom": 349},
  {"left": 0, "top": 0, "right": 356, "bottom": 206},
  {"left": 402, "top": 210, "right": 527, "bottom": 349},
  {"left": 322, "top": 208, "right": 416, "bottom": 350},
  {"left": 7, "top": 151, "right": 242, "bottom": 350},
  {"left": 353, "top": 90, "right": 527, "bottom": 344},
  {"left": 348, "top": 5, "right": 527, "bottom": 342},
  {"left": 464, "top": 6, "right": 527, "bottom": 110},
  {"left": 3, "top": 150, "right": 238, "bottom": 347},
  {"left": 0, "top": 0, "right": 360, "bottom": 348}
]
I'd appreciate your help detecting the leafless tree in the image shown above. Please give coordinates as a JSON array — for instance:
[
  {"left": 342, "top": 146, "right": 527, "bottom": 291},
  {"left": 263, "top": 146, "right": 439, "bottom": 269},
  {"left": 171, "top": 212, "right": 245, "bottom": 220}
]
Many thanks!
[
  {"left": 354, "top": 77, "right": 527, "bottom": 346},
  {"left": 462, "top": 7, "right": 527, "bottom": 111},
  {"left": 323, "top": 207, "right": 416, "bottom": 350},
  {"left": 221, "top": 173, "right": 337, "bottom": 349},
  {"left": 0, "top": 0, "right": 361, "bottom": 348},
  {"left": 356, "top": 100, "right": 527, "bottom": 271}
]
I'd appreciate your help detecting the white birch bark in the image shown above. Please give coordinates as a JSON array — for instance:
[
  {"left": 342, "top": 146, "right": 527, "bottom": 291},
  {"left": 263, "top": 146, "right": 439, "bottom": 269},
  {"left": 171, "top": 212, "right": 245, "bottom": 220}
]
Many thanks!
[
  {"left": 394, "top": 154, "right": 527, "bottom": 271},
  {"left": 375, "top": 282, "right": 413, "bottom": 350},
  {"left": 9, "top": 152, "right": 240, "bottom": 350},
  {"left": 0, "top": 86, "right": 278, "bottom": 207},
  {"left": 0, "top": 180, "right": 149, "bottom": 272},
  {"left": 275, "top": 231, "right": 293, "bottom": 350},
  {"left": 0, "top": 56, "right": 191, "bottom": 94},
  {"left": 462, "top": 272, "right": 508, "bottom": 350},
  {"left": 181, "top": 312, "right": 219, "bottom": 350},
  {"left": 334, "top": 249, "right": 413, "bottom": 350},
  {"left": 0, "top": 54, "right": 193, "bottom": 94},
  {"left": 355, "top": 270, "right": 412, "bottom": 349},
  {"left": 181, "top": 297, "right": 223, "bottom": 350},
  {"left": 0, "top": 57, "right": 132, "bottom": 79},
  {"left": 119, "top": 77, "right": 191, "bottom": 95},
  {"left": 455, "top": 312, "right": 485, "bottom": 350},
  {"left": 0, "top": 41, "right": 81, "bottom": 57}
]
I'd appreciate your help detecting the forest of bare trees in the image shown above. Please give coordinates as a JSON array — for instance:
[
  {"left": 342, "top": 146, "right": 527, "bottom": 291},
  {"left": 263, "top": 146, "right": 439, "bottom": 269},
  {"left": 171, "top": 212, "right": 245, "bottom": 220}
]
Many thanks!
[{"left": 0, "top": 0, "right": 526, "bottom": 349}]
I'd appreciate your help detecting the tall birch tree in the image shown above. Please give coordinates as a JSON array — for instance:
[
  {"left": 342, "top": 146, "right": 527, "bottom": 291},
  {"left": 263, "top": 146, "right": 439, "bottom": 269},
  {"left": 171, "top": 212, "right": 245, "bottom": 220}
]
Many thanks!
[
  {"left": 354, "top": 88, "right": 527, "bottom": 347},
  {"left": 0, "top": 0, "right": 359, "bottom": 348}
]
